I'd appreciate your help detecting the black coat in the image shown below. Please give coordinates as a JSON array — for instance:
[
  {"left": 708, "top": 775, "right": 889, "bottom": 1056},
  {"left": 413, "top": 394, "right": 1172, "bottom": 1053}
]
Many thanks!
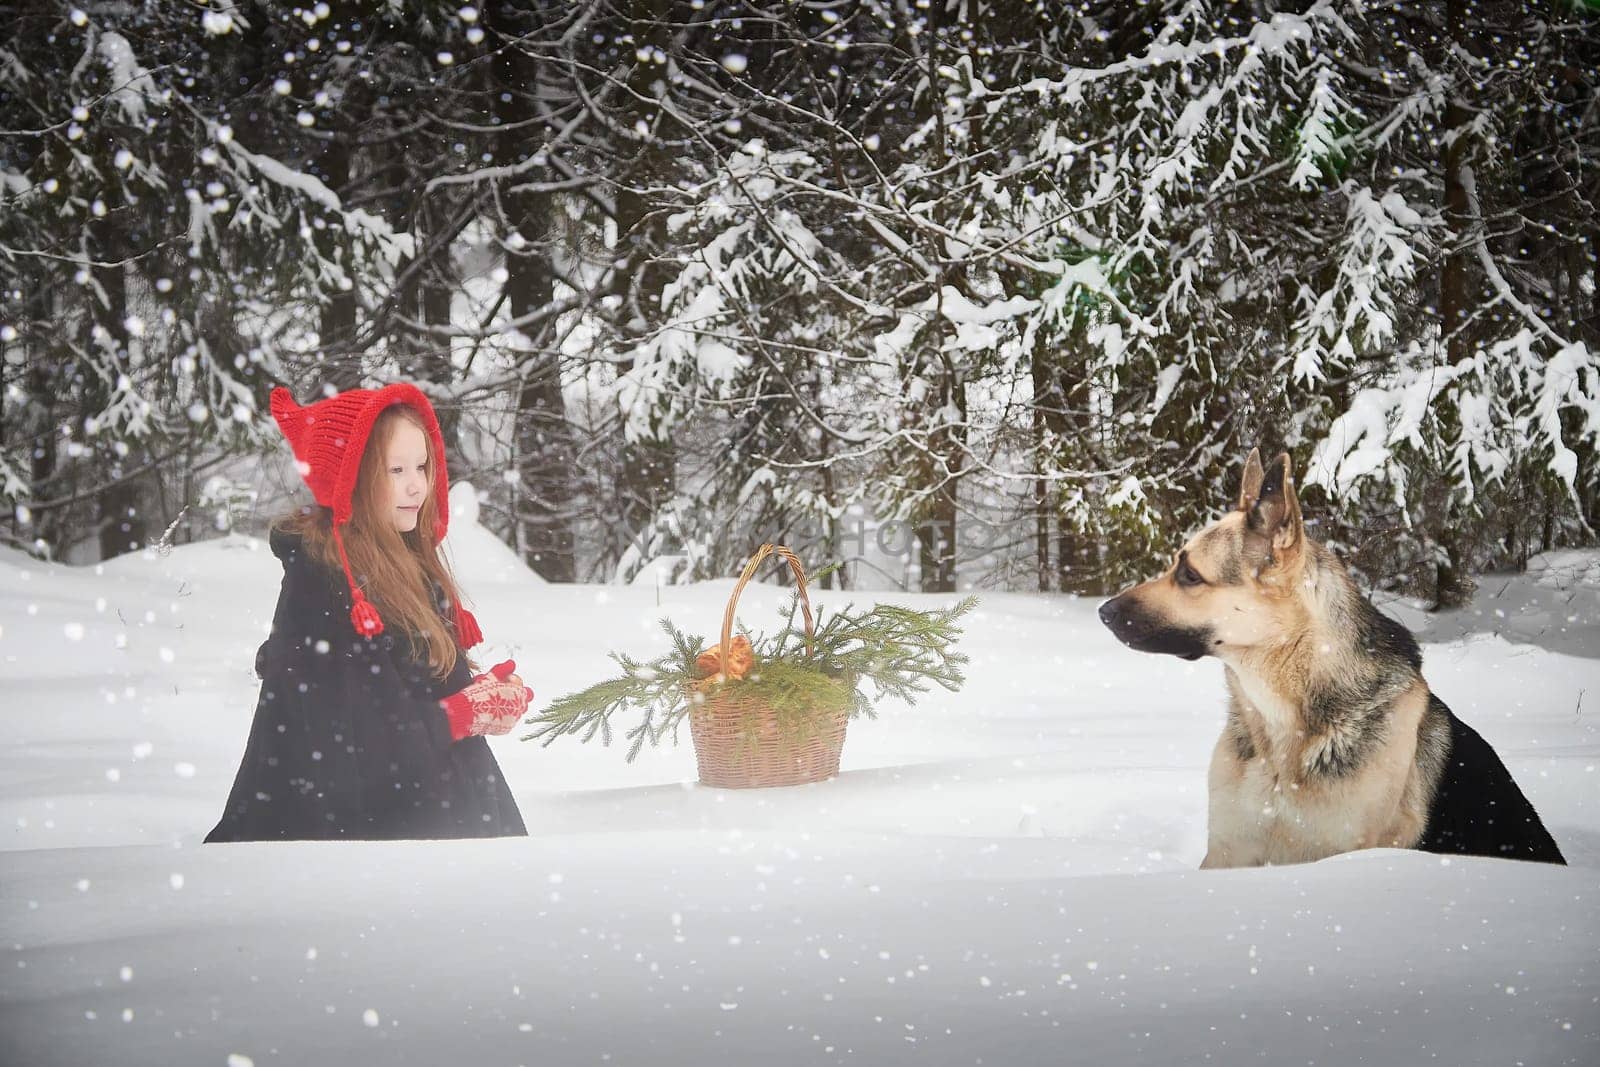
[{"left": 206, "top": 530, "right": 526, "bottom": 842}]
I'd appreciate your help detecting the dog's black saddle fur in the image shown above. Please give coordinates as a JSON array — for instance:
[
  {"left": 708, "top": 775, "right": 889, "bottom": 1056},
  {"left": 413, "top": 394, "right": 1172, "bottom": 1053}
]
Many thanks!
[{"left": 1418, "top": 696, "right": 1566, "bottom": 865}]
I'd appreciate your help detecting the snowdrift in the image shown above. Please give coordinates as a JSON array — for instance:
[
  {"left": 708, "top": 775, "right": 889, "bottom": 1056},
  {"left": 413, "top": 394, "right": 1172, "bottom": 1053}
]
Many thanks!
[{"left": 2, "top": 498, "right": 1596, "bottom": 1066}]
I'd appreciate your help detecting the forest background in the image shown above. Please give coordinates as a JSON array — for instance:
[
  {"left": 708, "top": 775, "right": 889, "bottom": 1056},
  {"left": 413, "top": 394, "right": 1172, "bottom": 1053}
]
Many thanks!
[{"left": 3, "top": 0, "right": 1598, "bottom": 605}]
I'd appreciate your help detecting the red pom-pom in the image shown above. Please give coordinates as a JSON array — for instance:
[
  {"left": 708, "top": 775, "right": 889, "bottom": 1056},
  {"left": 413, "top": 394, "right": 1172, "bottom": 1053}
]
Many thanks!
[
  {"left": 350, "top": 595, "right": 385, "bottom": 637},
  {"left": 454, "top": 603, "right": 484, "bottom": 649}
]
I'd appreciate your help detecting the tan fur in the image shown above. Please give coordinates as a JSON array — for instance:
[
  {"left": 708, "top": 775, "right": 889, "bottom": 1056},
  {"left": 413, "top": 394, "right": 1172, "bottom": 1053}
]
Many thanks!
[
  {"left": 1201, "top": 679, "right": 1431, "bottom": 867},
  {"left": 1108, "top": 450, "right": 1445, "bottom": 869}
]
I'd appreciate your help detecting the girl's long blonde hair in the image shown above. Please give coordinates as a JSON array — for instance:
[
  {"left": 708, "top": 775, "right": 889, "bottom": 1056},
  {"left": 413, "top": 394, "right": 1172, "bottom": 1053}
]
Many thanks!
[{"left": 278, "top": 405, "right": 468, "bottom": 679}]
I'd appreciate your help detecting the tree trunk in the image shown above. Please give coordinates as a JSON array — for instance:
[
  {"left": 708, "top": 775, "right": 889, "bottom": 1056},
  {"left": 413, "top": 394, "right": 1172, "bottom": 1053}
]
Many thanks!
[
  {"left": 411, "top": 207, "right": 463, "bottom": 450},
  {"left": 912, "top": 356, "right": 964, "bottom": 594},
  {"left": 609, "top": 3, "right": 678, "bottom": 573},
  {"left": 1044, "top": 348, "right": 1101, "bottom": 596},
  {"left": 20, "top": 283, "right": 62, "bottom": 556},
  {"left": 1432, "top": 0, "right": 1475, "bottom": 610},
  {"left": 89, "top": 260, "right": 146, "bottom": 559},
  {"left": 316, "top": 132, "right": 360, "bottom": 392},
  {"left": 1591, "top": 226, "right": 1599, "bottom": 342},
  {"left": 492, "top": 4, "right": 578, "bottom": 581},
  {"left": 916, "top": 482, "right": 960, "bottom": 592},
  {"left": 1030, "top": 339, "right": 1054, "bottom": 593}
]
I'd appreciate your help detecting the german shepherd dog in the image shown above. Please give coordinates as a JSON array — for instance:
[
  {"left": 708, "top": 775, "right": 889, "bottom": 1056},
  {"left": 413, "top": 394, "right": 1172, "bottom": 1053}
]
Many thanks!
[{"left": 1099, "top": 450, "right": 1565, "bottom": 868}]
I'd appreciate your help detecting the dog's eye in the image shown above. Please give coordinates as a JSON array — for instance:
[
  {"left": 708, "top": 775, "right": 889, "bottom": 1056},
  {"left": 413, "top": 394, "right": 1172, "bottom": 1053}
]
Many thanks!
[{"left": 1176, "top": 560, "right": 1206, "bottom": 588}]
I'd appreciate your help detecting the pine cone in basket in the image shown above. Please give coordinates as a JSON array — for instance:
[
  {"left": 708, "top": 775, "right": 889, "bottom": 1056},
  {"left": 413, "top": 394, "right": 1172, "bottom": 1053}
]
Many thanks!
[{"left": 693, "top": 634, "right": 754, "bottom": 684}]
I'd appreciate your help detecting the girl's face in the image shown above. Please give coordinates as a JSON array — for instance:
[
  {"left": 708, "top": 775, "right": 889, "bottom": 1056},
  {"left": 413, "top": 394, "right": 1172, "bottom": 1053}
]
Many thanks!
[{"left": 381, "top": 418, "right": 431, "bottom": 533}]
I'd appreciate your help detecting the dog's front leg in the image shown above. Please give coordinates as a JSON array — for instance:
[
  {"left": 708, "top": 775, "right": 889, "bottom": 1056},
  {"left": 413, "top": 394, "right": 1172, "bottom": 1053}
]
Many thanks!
[
  {"left": 1201, "top": 829, "right": 1267, "bottom": 869},
  {"left": 1200, "top": 832, "right": 1262, "bottom": 869},
  {"left": 1202, "top": 734, "right": 1268, "bottom": 869}
]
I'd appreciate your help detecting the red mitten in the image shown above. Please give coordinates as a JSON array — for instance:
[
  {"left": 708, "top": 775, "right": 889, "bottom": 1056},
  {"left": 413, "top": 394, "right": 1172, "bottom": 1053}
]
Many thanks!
[{"left": 441, "top": 659, "right": 533, "bottom": 741}]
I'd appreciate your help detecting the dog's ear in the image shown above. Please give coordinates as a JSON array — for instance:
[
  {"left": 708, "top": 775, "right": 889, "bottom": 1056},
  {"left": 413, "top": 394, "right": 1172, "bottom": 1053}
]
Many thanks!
[
  {"left": 1248, "top": 452, "right": 1303, "bottom": 560},
  {"left": 1237, "top": 448, "right": 1266, "bottom": 512}
]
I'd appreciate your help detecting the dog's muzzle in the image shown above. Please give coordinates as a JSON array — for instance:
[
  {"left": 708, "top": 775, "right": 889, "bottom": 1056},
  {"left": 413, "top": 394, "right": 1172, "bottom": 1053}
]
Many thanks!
[{"left": 1098, "top": 595, "right": 1211, "bottom": 661}]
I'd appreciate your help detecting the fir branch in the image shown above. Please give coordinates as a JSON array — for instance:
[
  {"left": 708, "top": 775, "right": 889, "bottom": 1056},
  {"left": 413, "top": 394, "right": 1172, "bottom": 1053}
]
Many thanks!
[
  {"left": 524, "top": 592, "right": 976, "bottom": 760},
  {"left": 523, "top": 618, "right": 704, "bottom": 758}
]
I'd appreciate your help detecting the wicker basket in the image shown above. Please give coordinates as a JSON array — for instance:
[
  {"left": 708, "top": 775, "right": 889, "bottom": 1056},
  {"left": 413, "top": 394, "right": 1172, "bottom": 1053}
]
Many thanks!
[{"left": 687, "top": 544, "right": 851, "bottom": 788}]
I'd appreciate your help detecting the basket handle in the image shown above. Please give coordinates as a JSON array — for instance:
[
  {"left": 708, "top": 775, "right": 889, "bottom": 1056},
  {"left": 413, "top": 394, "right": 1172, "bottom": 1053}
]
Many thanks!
[{"left": 721, "top": 544, "right": 813, "bottom": 672}]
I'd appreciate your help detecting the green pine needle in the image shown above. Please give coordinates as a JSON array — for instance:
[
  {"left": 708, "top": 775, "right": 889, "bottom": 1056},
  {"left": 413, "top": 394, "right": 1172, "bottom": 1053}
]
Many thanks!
[{"left": 523, "top": 591, "right": 977, "bottom": 761}]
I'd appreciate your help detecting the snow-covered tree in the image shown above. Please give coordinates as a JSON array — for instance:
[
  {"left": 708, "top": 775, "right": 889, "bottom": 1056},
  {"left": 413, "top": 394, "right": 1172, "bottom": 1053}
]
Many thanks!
[{"left": 4, "top": 0, "right": 1594, "bottom": 600}]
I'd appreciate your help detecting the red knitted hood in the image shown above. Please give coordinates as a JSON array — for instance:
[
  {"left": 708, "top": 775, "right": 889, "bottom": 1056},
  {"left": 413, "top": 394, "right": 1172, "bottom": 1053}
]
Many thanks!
[
  {"left": 269, "top": 383, "right": 452, "bottom": 541},
  {"left": 268, "top": 383, "right": 481, "bottom": 647}
]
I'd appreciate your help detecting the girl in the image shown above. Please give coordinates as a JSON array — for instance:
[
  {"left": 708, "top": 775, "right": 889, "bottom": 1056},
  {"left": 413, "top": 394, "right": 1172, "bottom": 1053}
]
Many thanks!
[{"left": 206, "top": 383, "right": 530, "bottom": 841}]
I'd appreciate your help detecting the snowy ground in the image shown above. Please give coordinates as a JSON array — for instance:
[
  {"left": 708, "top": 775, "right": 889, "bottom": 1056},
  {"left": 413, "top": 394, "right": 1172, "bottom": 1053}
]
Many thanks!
[{"left": 2, "top": 493, "right": 1597, "bottom": 1066}]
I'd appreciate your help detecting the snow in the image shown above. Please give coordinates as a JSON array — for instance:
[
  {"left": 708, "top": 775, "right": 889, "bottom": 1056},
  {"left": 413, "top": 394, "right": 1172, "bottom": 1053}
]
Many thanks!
[
  {"left": 95, "top": 31, "right": 158, "bottom": 124},
  {"left": 1303, "top": 353, "right": 1461, "bottom": 499},
  {"left": 2, "top": 502, "right": 1597, "bottom": 1065},
  {"left": 443, "top": 482, "right": 547, "bottom": 589},
  {"left": 1291, "top": 63, "right": 1345, "bottom": 191},
  {"left": 224, "top": 143, "right": 416, "bottom": 265},
  {"left": 1531, "top": 341, "right": 1595, "bottom": 489}
]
